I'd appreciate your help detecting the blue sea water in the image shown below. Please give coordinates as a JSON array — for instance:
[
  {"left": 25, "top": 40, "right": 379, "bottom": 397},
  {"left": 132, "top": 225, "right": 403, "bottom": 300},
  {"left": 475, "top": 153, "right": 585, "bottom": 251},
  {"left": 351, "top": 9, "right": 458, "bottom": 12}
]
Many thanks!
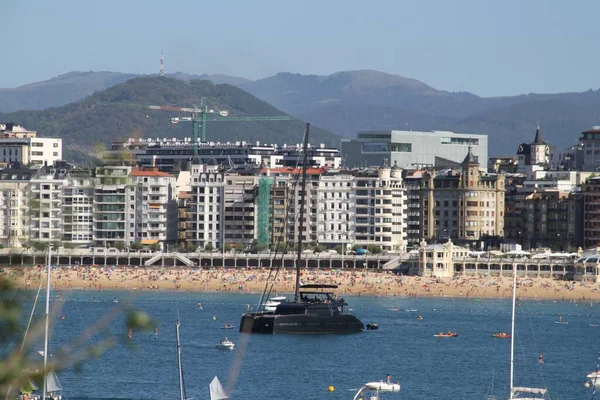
[{"left": 34, "top": 291, "right": 600, "bottom": 400}]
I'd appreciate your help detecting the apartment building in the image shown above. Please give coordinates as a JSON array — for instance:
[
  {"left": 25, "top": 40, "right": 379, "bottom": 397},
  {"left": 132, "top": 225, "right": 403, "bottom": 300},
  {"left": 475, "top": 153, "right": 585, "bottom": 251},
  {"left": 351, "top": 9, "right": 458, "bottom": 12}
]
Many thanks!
[
  {"left": 352, "top": 162, "right": 407, "bottom": 252},
  {"left": 223, "top": 171, "right": 259, "bottom": 249},
  {"left": 0, "top": 123, "right": 62, "bottom": 166},
  {"left": 29, "top": 168, "right": 65, "bottom": 245},
  {"left": 187, "top": 162, "right": 224, "bottom": 250},
  {"left": 404, "top": 171, "right": 426, "bottom": 248},
  {"left": 266, "top": 167, "right": 324, "bottom": 245},
  {"left": 584, "top": 176, "right": 600, "bottom": 248},
  {"left": 316, "top": 171, "right": 356, "bottom": 247},
  {"left": 61, "top": 169, "right": 95, "bottom": 247},
  {"left": 419, "top": 148, "right": 505, "bottom": 244},
  {"left": 93, "top": 166, "right": 134, "bottom": 249},
  {"left": 129, "top": 168, "right": 178, "bottom": 250},
  {"left": 0, "top": 164, "right": 34, "bottom": 248}
]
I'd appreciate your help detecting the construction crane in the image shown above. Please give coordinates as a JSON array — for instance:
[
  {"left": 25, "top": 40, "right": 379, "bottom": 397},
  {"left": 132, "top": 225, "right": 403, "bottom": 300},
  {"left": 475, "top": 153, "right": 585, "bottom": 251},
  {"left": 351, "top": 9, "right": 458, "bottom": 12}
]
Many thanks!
[{"left": 98, "top": 98, "right": 298, "bottom": 157}]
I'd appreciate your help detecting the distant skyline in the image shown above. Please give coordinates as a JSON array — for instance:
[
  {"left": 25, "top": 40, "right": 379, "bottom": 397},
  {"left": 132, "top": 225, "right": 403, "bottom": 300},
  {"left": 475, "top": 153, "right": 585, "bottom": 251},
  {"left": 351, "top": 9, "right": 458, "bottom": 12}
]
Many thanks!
[{"left": 2, "top": 0, "right": 599, "bottom": 97}]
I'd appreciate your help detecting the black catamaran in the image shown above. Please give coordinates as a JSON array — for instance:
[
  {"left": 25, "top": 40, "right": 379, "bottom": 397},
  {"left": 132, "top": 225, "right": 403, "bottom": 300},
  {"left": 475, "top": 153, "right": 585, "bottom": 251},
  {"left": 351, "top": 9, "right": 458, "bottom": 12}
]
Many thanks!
[{"left": 239, "top": 123, "right": 364, "bottom": 334}]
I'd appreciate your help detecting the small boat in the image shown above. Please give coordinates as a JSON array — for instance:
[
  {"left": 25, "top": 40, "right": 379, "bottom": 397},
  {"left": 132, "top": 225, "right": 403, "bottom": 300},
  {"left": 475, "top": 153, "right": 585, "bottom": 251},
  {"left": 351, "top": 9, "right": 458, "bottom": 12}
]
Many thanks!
[
  {"left": 209, "top": 376, "right": 229, "bottom": 400},
  {"left": 492, "top": 332, "right": 511, "bottom": 339},
  {"left": 587, "top": 370, "right": 600, "bottom": 380},
  {"left": 590, "top": 324, "right": 599, "bottom": 327},
  {"left": 555, "top": 315, "right": 568, "bottom": 324},
  {"left": 434, "top": 332, "right": 458, "bottom": 337},
  {"left": 353, "top": 381, "right": 400, "bottom": 400},
  {"left": 366, "top": 323, "right": 379, "bottom": 330},
  {"left": 216, "top": 337, "right": 235, "bottom": 350},
  {"left": 262, "top": 296, "right": 287, "bottom": 312},
  {"left": 221, "top": 324, "right": 235, "bottom": 330}
]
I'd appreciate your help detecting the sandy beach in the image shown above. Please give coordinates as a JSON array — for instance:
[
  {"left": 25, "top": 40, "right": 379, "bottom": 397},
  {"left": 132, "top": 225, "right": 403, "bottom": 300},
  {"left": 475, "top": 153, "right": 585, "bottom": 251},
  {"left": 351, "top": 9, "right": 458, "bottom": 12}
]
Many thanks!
[{"left": 3, "top": 265, "right": 600, "bottom": 302}]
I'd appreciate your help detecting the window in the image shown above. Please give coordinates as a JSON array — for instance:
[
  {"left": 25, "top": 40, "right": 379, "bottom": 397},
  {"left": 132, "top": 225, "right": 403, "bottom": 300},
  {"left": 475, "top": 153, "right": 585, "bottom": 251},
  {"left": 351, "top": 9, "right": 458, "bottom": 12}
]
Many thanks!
[
  {"left": 390, "top": 143, "right": 412, "bottom": 152},
  {"left": 53, "top": 143, "right": 59, "bottom": 148}
]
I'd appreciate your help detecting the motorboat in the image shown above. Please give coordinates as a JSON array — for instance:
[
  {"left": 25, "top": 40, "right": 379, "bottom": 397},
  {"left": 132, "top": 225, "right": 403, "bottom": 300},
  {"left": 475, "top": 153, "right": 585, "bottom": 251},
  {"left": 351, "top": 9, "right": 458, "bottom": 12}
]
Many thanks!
[
  {"left": 262, "top": 296, "right": 286, "bottom": 312},
  {"left": 216, "top": 337, "right": 235, "bottom": 350},
  {"left": 434, "top": 332, "right": 458, "bottom": 337},
  {"left": 221, "top": 324, "right": 235, "bottom": 329},
  {"left": 353, "top": 381, "right": 400, "bottom": 400},
  {"left": 492, "top": 332, "right": 511, "bottom": 339}
]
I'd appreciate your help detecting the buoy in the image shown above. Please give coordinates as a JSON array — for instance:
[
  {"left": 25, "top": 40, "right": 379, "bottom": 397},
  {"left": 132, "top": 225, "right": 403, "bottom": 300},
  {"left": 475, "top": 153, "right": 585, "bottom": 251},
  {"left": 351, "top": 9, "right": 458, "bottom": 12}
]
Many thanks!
[
  {"left": 328, "top": 386, "right": 335, "bottom": 392},
  {"left": 60, "top": 314, "right": 65, "bottom": 320},
  {"left": 212, "top": 316, "right": 217, "bottom": 321}
]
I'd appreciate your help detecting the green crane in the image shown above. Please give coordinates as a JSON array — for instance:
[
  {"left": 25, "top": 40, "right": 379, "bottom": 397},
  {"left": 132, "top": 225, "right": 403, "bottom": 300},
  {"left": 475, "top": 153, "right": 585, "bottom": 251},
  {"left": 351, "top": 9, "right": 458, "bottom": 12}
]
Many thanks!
[{"left": 98, "top": 99, "right": 298, "bottom": 157}]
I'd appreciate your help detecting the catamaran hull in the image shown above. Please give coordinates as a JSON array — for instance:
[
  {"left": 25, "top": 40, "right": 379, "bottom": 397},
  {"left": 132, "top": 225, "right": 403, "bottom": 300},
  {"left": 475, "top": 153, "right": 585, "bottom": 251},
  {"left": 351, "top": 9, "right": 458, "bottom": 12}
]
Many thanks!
[{"left": 239, "top": 313, "right": 364, "bottom": 334}]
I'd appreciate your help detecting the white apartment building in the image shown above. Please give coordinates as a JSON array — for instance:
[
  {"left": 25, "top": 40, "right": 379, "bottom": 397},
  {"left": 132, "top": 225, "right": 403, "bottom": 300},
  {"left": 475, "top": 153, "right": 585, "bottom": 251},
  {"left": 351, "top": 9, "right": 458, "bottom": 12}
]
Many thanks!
[
  {"left": 0, "top": 122, "right": 62, "bottom": 166},
  {"left": 317, "top": 172, "right": 356, "bottom": 247},
  {"left": 0, "top": 166, "right": 34, "bottom": 248},
  {"left": 29, "top": 169, "right": 64, "bottom": 245},
  {"left": 188, "top": 162, "right": 224, "bottom": 250},
  {"left": 129, "top": 168, "right": 178, "bottom": 250},
  {"left": 352, "top": 163, "right": 407, "bottom": 252},
  {"left": 62, "top": 170, "right": 95, "bottom": 247}
]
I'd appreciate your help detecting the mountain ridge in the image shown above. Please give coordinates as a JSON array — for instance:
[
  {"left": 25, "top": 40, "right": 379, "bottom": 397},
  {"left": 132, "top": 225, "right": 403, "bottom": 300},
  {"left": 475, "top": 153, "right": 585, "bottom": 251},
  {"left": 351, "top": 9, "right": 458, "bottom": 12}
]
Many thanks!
[{"left": 2, "top": 69, "right": 600, "bottom": 156}]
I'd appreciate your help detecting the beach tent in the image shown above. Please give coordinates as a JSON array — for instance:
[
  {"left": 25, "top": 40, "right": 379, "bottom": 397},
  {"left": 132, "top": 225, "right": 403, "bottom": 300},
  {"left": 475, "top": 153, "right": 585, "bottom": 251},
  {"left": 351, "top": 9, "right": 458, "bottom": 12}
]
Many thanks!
[{"left": 507, "top": 250, "right": 531, "bottom": 256}]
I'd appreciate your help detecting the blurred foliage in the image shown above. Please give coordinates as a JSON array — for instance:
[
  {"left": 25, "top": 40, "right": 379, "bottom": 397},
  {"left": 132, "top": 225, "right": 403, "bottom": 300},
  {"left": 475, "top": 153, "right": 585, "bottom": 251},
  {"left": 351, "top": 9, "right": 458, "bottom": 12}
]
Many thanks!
[{"left": 0, "top": 275, "right": 155, "bottom": 398}]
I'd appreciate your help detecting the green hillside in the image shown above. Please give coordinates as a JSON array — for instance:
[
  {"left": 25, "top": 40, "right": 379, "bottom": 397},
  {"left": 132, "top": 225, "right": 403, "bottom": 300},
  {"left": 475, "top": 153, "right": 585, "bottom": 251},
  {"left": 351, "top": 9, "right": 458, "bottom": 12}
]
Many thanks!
[{"left": 0, "top": 77, "right": 340, "bottom": 163}]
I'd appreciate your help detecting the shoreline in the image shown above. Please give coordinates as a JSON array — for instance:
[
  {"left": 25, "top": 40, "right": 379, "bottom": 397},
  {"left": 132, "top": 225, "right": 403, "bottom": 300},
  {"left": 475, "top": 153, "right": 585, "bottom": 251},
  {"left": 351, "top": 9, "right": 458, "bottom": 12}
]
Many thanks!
[{"left": 3, "top": 265, "right": 600, "bottom": 302}]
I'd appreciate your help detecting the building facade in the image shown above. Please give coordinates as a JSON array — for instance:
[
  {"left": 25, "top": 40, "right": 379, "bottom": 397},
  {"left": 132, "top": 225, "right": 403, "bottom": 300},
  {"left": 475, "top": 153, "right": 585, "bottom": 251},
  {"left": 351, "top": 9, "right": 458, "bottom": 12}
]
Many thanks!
[{"left": 341, "top": 130, "right": 488, "bottom": 171}]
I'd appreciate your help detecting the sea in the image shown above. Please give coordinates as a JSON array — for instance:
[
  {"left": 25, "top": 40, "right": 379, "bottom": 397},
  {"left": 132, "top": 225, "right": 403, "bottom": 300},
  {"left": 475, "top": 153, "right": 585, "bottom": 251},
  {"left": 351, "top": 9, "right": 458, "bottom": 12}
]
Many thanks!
[{"left": 26, "top": 291, "right": 600, "bottom": 400}]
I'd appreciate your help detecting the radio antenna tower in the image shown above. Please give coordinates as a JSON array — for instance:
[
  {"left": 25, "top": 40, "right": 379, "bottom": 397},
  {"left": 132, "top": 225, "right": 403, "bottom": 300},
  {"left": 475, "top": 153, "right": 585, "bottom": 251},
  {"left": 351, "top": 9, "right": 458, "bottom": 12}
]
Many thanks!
[{"left": 160, "top": 51, "right": 165, "bottom": 77}]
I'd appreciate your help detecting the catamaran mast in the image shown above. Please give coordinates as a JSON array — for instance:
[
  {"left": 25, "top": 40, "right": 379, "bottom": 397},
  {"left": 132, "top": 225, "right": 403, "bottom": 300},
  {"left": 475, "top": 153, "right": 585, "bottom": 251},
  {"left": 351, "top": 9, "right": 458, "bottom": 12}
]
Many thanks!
[
  {"left": 509, "top": 263, "right": 517, "bottom": 399},
  {"left": 176, "top": 319, "right": 186, "bottom": 400},
  {"left": 294, "top": 123, "right": 310, "bottom": 302},
  {"left": 42, "top": 244, "right": 52, "bottom": 400}
]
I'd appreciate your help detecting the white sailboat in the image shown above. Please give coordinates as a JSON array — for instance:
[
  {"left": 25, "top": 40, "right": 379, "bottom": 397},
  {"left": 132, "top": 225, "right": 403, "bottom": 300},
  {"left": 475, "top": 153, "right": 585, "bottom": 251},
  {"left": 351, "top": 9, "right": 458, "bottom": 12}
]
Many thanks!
[
  {"left": 209, "top": 376, "right": 229, "bottom": 400},
  {"left": 508, "top": 265, "right": 549, "bottom": 400}
]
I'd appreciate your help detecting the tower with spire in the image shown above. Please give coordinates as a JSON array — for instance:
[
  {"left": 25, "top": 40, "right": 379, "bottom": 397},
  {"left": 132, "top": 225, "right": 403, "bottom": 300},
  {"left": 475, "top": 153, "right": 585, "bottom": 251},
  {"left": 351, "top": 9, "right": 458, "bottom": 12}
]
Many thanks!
[
  {"left": 460, "top": 144, "right": 480, "bottom": 188},
  {"left": 516, "top": 125, "right": 549, "bottom": 176},
  {"left": 160, "top": 51, "right": 164, "bottom": 77}
]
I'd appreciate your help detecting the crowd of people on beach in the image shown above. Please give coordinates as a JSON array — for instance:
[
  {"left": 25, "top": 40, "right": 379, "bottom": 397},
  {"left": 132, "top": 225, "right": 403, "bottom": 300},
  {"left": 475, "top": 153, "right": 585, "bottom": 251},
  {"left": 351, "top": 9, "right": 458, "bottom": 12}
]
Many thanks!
[{"left": 2, "top": 263, "right": 600, "bottom": 301}]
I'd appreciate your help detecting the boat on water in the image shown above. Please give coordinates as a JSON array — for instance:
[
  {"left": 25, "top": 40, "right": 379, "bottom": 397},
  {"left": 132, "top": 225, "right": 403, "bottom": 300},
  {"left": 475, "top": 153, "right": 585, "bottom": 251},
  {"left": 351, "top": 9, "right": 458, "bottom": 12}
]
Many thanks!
[
  {"left": 352, "top": 381, "right": 400, "bottom": 400},
  {"left": 239, "top": 124, "right": 363, "bottom": 335},
  {"left": 209, "top": 376, "right": 229, "bottom": 400},
  {"left": 216, "top": 338, "right": 235, "bottom": 350},
  {"left": 506, "top": 266, "right": 550, "bottom": 399},
  {"left": 434, "top": 331, "right": 458, "bottom": 337},
  {"left": 554, "top": 315, "right": 568, "bottom": 325},
  {"left": 262, "top": 296, "right": 286, "bottom": 312},
  {"left": 492, "top": 332, "right": 511, "bottom": 339},
  {"left": 221, "top": 324, "right": 234, "bottom": 330}
]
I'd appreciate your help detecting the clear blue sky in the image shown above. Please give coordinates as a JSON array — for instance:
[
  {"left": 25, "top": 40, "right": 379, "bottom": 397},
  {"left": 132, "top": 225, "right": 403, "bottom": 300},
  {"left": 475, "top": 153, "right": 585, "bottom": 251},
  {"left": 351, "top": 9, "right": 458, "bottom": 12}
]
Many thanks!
[{"left": 2, "top": 0, "right": 598, "bottom": 96}]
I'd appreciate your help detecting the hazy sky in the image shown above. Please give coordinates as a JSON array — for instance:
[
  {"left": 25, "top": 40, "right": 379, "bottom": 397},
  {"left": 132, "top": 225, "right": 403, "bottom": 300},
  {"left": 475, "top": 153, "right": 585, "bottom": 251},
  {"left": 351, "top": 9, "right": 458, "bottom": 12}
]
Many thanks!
[{"left": 2, "top": 0, "right": 598, "bottom": 96}]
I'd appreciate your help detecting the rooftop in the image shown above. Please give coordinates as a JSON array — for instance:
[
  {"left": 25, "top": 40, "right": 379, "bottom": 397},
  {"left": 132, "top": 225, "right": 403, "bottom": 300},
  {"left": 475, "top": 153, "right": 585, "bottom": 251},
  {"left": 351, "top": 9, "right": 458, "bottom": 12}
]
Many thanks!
[{"left": 130, "top": 167, "right": 174, "bottom": 178}]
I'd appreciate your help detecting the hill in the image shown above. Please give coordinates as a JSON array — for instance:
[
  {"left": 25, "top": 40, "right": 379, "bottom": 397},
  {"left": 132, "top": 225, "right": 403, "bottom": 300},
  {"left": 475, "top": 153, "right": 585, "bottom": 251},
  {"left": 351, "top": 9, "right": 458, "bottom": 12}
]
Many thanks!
[
  {"left": 0, "top": 71, "right": 250, "bottom": 113},
  {"left": 0, "top": 77, "right": 339, "bottom": 163}
]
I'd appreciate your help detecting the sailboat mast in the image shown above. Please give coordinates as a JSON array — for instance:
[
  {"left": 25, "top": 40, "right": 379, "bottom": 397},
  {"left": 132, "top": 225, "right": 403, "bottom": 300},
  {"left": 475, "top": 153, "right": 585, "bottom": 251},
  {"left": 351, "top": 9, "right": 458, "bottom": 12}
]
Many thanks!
[
  {"left": 42, "top": 245, "right": 52, "bottom": 400},
  {"left": 176, "top": 319, "right": 186, "bottom": 400},
  {"left": 509, "top": 262, "right": 517, "bottom": 399},
  {"left": 294, "top": 123, "right": 310, "bottom": 302}
]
